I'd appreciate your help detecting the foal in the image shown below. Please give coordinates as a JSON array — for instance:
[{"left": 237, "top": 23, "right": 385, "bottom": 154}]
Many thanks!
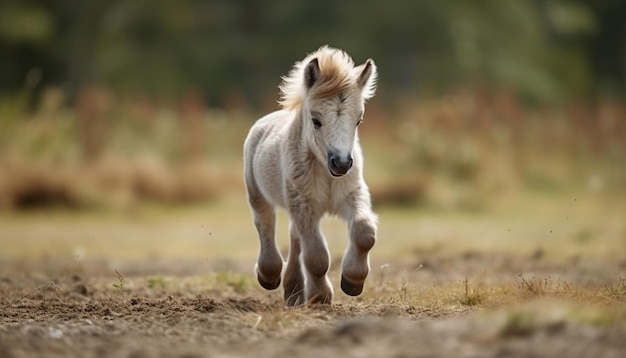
[{"left": 243, "top": 46, "right": 378, "bottom": 305}]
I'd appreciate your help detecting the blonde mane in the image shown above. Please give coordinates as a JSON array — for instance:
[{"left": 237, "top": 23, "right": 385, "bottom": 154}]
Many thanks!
[{"left": 279, "top": 46, "right": 358, "bottom": 111}]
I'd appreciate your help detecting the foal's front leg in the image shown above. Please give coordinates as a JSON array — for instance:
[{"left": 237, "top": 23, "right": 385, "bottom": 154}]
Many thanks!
[{"left": 340, "top": 191, "right": 377, "bottom": 296}]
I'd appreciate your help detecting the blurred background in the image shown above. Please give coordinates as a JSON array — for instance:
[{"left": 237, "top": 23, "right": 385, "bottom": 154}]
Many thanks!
[{"left": 0, "top": 1, "right": 625, "bottom": 264}]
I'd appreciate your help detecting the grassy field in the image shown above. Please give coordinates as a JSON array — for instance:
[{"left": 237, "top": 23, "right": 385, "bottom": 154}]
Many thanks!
[{"left": 1, "top": 190, "right": 625, "bottom": 264}]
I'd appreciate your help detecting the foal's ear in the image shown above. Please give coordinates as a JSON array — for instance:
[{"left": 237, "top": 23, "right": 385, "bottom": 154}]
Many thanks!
[
  {"left": 356, "top": 59, "right": 377, "bottom": 100},
  {"left": 304, "top": 58, "right": 321, "bottom": 89}
]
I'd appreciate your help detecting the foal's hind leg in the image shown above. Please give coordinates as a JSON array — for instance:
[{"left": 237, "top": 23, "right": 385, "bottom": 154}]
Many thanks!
[
  {"left": 285, "top": 192, "right": 333, "bottom": 303},
  {"left": 283, "top": 224, "right": 305, "bottom": 306},
  {"left": 300, "top": 223, "right": 333, "bottom": 304},
  {"left": 248, "top": 189, "right": 283, "bottom": 290},
  {"left": 287, "top": 201, "right": 333, "bottom": 304}
]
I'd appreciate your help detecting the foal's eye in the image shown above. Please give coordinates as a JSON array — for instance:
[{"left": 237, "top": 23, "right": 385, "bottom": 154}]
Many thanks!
[
  {"left": 312, "top": 118, "right": 322, "bottom": 129},
  {"left": 356, "top": 119, "right": 363, "bottom": 127}
]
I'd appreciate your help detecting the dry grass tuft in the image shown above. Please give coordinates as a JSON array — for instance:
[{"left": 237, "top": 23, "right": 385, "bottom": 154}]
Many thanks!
[
  {"left": 515, "top": 274, "right": 575, "bottom": 298},
  {"left": 459, "top": 277, "right": 484, "bottom": 306},
  {"left": 517, "top": 274, "right": 552, "bottom": 297},
  {"left": 603, "top": 275, "right": 626, "bottom": 301},
  {"left": 112, "top": 269, "right": 127, "bottom": 291}
]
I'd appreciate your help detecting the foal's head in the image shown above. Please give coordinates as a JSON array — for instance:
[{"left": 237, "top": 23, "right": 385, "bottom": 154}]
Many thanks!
[{"left": 280, "top": 46, "right": 377, "bottom": 177}]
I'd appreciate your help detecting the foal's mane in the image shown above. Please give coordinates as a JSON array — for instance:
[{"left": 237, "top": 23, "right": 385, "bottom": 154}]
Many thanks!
[{"left": 279, "top": 46, "right": 356, "bottom": 111}]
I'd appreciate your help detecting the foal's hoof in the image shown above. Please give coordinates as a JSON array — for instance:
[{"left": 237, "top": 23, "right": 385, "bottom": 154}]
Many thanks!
[
  {"left": 257, "top": 275, "right": 281, "bottom": 290},
  {"left": 341, "top": 275, "right": 364, "bottom": 296}
]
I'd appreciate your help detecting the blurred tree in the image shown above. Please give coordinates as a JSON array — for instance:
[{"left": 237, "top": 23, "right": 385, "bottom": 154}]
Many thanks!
[
  {"left": 0, "top": 0, "right": 622, "bottom": 106},
  {"left": 0, "top": 0, "right": 55, "bottom": 90},
  {"left": 585, "top": 0, "right": 626, "bottom": 97}
]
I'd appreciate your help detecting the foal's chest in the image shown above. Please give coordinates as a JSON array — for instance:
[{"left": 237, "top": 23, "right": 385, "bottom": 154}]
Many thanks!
[{"left": 295, "top": 164, "right": 351, "bottom": 214}]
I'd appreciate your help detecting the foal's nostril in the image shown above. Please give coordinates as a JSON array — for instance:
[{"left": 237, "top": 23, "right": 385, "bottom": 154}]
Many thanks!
[
  {"left": 330, "top": 157, "right": 338, "bottom": 169},
  {"left": 327, "top": 152, "right": 353, "bottom": 176}
]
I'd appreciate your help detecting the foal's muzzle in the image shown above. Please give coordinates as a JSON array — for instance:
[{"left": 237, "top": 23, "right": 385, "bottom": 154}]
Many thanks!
[{"left": 327, "top": 150, "right": 353, "bottom": 177}]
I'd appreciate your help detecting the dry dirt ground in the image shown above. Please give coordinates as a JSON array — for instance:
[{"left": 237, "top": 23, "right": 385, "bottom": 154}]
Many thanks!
[
  {"left": 1, "top": 254, "right": 625, "bottom": 358},
  {"left": 1, "top": 194, "right": 625, "bottom": 357}
]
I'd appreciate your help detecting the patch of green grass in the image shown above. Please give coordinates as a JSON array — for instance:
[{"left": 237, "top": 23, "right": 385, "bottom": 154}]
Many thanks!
[
  {"left": 570, "top": 308, "right": 620, "bottom": 327},
  {"left": 211, "top": 272, "right": 252, "bottom": 295},
  {"left": 147, "top": 276, "right": 169, "bottom": 289},
  {"left": 500, "top": 310, "right": 537, "bottom": 336},
  {"left": 573, "top": 229, "right": 593, "bottom": 244}
]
